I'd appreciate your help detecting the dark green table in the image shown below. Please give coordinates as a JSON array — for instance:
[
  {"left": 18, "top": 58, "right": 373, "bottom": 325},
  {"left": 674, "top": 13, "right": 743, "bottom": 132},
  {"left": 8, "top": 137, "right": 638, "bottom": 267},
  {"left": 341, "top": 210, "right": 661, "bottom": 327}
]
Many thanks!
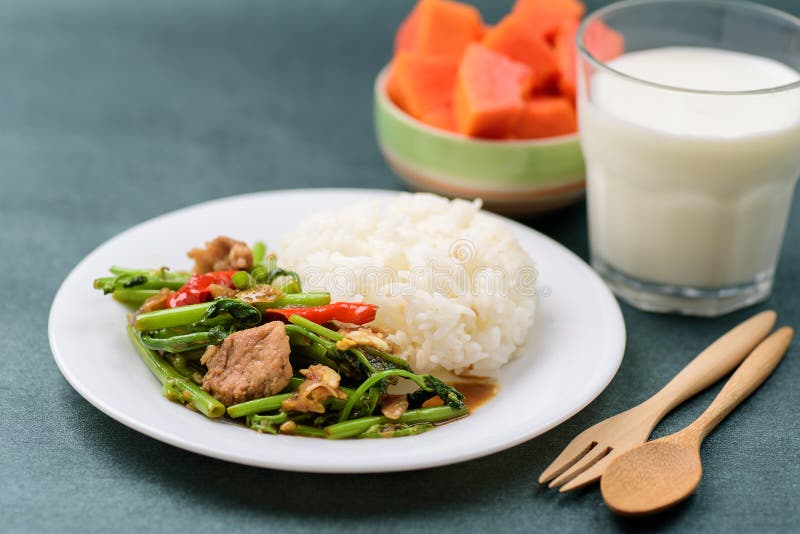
[{"left": 3, "top": 1, "right": 798, "bottom": 531}]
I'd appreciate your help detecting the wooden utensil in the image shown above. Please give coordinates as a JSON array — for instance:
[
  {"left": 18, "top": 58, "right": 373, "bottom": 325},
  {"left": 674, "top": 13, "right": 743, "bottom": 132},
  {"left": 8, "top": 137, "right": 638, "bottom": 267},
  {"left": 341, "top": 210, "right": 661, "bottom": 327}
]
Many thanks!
[
  {"left": 539, "top": 310, "right": 776, "bottom": 491},
  {"left": 601, "top": 326, "right": 793, "bottom": 516}
]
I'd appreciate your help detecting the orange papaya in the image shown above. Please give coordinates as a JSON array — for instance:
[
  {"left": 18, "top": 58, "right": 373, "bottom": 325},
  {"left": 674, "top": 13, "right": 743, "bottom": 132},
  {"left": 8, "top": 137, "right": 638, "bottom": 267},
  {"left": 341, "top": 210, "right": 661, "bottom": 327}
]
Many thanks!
[
  {"left": 388, "top": 52, "right": 459, "bottom": 119},
  {"left": 513, "top": 96, "right": 577, "bottom": 139},
  {"left": 511, "top": 0, "right": 585, "bottom": 40},
  {"left": 584, "top": 19, "right": 625, "bottom": 62},
  {"left": 421, "top": 105, "right": 457, "bottom": 132},
  {"left": 453, "top": 44, "right": 532, "bottom": 138},
  {"left": 395, "top": 3, "right": 420, "bottom": 54},
  {"left": 483, "top": 15, "right": 558, "bottom": 91},
  {"left": 554, "top": 19, "right": 579, "bottom": 101},
  {"left": 399, "top": 0, "right": 483, "bottom": 61}
]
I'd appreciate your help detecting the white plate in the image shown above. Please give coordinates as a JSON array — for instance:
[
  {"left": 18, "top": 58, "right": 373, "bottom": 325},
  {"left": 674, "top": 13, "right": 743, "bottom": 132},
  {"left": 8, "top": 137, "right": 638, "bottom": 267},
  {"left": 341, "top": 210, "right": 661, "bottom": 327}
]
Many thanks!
[{"left": 49, "top": 189, "right": 625, "bottom": 473}]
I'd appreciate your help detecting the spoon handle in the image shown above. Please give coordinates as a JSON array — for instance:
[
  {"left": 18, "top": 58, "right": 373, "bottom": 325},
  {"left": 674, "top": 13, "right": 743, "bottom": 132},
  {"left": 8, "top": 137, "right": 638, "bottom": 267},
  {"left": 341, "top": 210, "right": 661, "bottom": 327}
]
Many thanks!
[
  {"left": 645, "top": 310, "right": 776, "bottom": 418},
  {"left": 685, "top": 326, "right": 793, "bottom": 443}
]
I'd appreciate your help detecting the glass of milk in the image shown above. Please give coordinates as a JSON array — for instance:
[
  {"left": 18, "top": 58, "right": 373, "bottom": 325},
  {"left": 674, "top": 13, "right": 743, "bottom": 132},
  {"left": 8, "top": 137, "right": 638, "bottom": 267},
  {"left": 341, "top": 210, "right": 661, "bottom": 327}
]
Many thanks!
[{"left": 578, "top": 0, "right": 800, "bottom": 316}]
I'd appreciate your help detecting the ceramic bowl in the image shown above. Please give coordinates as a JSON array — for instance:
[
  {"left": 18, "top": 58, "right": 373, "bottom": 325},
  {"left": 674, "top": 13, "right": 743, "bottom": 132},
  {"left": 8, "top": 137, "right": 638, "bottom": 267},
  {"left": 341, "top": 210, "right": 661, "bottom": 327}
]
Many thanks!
[{"left": 374, "top": 66, "right": 586, "bottom": 215}]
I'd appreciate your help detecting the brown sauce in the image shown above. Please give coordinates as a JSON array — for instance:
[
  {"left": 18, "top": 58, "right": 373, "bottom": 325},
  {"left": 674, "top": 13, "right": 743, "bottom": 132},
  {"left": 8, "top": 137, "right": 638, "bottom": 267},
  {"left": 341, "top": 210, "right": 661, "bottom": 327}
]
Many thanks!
[{"left": 423, "top": 380, "right": 499, "bottom": 412}]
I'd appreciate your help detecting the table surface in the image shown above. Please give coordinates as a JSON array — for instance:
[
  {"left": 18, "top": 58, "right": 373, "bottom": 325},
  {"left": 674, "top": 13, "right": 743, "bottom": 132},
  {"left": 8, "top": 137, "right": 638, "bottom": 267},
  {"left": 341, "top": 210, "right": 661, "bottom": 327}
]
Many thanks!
[{"left": 3, "top": 0, "right": 798, "bottom": 532}]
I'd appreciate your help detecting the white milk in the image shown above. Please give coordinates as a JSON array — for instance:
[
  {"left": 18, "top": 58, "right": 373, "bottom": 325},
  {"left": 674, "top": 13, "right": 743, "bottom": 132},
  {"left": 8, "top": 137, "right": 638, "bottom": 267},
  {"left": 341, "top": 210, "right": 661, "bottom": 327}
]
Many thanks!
[{"left": 581, "top": 47, "right": 800, "bottom": 288}]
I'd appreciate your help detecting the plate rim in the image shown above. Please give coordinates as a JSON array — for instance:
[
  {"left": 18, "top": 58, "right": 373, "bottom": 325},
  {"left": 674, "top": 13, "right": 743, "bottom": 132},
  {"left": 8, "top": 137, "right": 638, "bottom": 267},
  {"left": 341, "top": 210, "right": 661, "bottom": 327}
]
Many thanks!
[{"left": 48, "top": 188, "right": 625, "bottom": 473}]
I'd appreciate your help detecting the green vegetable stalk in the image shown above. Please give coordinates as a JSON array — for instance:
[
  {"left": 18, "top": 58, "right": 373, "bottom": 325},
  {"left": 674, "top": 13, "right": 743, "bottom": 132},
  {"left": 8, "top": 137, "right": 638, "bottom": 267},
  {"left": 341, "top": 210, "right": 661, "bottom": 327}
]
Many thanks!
[
  {"left": 140, "top": 326, "right": 228, "bottom": 353},
  {"left": 111, "top": 289, "right": 161, "bottom": 307},
  {"left": 359, "top": 423, "right": 435, "bottom": 438},
  {"left": 251, "top": 241, "right": 267, "bottom": 266},
  {"left": 324, "top": 406, "right": 467, "bottom": 440},
  {"left": 227, "top": 393, "right": 294, "bottom": 419},
  {"left": 134, "top": 293, "right": 330, "bottom": 331},
  {"left": 126, "top": 326, "right": 224, "bottom": 418},
  {"left": 94, "top": 267, "right": 190, "bottom": 294},
  {"left": 246, "top": 412, "right": 287, "bottom": 434}
]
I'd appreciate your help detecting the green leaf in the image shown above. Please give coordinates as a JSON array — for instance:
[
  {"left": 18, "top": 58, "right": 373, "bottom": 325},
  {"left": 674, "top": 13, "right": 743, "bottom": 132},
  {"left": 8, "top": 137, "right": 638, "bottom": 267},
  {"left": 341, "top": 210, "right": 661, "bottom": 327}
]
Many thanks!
[{"left": 200, "top": 298, "right": 261, "bottom": 327}]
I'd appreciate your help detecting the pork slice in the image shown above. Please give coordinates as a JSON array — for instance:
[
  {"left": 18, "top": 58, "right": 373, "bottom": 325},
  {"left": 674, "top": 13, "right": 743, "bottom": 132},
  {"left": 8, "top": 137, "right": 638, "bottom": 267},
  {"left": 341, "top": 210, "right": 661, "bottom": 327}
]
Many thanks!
[
  {"left": 188, "top": 236, "right": 253, "bottom": 274},
  {"left": 201, "top": 321, "right": 292, "bottom": 406}
]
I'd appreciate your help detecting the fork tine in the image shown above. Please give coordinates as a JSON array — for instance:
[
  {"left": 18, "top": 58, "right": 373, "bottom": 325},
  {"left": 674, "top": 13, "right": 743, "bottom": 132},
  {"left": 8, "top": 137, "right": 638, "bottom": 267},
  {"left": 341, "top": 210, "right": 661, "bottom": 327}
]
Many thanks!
[
  {"left": 557, "top": 450, "right": 620, "bottom": 492},
  {"left": 538, "top": 437, "right": 597, "bottom": 484},
  {"left": 548, "top": 445, "right": 612, "bottom": 489}
]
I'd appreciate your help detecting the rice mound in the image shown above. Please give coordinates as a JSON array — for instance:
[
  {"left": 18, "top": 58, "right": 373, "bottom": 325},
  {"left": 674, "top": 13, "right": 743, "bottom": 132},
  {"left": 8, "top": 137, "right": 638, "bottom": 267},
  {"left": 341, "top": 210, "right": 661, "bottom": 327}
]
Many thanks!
[{"left": 279, "top": 193, "right": 536, "bottom": 375}]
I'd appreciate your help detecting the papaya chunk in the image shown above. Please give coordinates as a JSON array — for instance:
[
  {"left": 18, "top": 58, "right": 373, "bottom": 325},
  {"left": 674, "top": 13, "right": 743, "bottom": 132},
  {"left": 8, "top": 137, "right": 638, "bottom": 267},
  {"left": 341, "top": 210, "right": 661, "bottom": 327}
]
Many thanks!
[
  {"left": 513, "top": 96, "right": 577, "bottom": 139},
  {"left": 483, "top": 15, "right": 558, "bottom": 91},
  {"left": 399, "top": 0, "right": 483, "bottom": 61},
  {"left": 421, "top": 105, "right": 457, "bottom": 132},
  {"left": 395, "top": 3, "right": 420, "bottom": 54},
  {"left": 555, "top": 18, "right": 625, "bottom": 101},
  {"left": 387, "top": 52, "right": 459, "bottom": 119},
  {"left": 554, "top": 19, "right": 579, "bottom": 101},
  {"left": 453, "top": 44, "right": 532, "bottom": 138},
  {"left": 387, "top": 62, "right": 409, "bottom": 111},
  {"left": 584, "top": 19, "right": 625, "bottom": 62},
  {"left": 511, "top": 0, "right": 585, "bottom": 40}
]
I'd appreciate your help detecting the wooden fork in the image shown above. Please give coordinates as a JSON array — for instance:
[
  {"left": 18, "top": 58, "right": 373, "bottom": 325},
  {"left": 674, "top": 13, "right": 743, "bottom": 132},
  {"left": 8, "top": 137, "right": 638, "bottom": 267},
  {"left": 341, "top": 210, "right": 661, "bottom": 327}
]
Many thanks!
[{"left": 538, "top": 310, "right": 776, "bottom": 492}]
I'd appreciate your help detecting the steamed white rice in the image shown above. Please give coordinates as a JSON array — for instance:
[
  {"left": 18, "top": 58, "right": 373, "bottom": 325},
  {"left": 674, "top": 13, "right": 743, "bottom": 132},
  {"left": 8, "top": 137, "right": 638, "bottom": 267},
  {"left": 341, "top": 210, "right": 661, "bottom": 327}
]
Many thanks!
[{"left": 279, "top": 193, "right": 537, "bottom": 375}]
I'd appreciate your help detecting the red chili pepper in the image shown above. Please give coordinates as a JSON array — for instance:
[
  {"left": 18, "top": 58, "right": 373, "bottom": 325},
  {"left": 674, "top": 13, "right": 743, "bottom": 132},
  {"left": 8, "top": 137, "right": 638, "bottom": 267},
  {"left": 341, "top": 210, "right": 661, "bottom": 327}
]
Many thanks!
[
  {"left": 167, "top": 270, "right": 237, "bottom": 308},
  {"left": 267, "top": 302, "right": 378, "bottom": 325}
]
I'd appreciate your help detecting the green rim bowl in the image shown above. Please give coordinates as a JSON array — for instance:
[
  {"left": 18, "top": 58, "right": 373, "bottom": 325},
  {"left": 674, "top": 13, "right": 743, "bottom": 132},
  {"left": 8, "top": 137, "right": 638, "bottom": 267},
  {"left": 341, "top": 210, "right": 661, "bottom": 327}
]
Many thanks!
[{"left": 374, "top": 66, "right": 586, "bottom": 215}]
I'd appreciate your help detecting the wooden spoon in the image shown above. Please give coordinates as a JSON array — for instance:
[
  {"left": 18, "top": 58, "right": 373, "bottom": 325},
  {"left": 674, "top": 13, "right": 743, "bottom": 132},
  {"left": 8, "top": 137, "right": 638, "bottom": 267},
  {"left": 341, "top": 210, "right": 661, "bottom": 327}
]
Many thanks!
[{"left": 600, "top": 326, "right": 794, "bottom": 516}]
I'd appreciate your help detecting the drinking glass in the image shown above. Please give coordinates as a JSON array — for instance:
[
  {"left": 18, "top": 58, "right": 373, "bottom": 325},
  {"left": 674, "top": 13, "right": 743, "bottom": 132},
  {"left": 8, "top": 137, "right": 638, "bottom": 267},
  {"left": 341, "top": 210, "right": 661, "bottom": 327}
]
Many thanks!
[{"left": 577, "top": 0, "right": 800, "bottom": 316}]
